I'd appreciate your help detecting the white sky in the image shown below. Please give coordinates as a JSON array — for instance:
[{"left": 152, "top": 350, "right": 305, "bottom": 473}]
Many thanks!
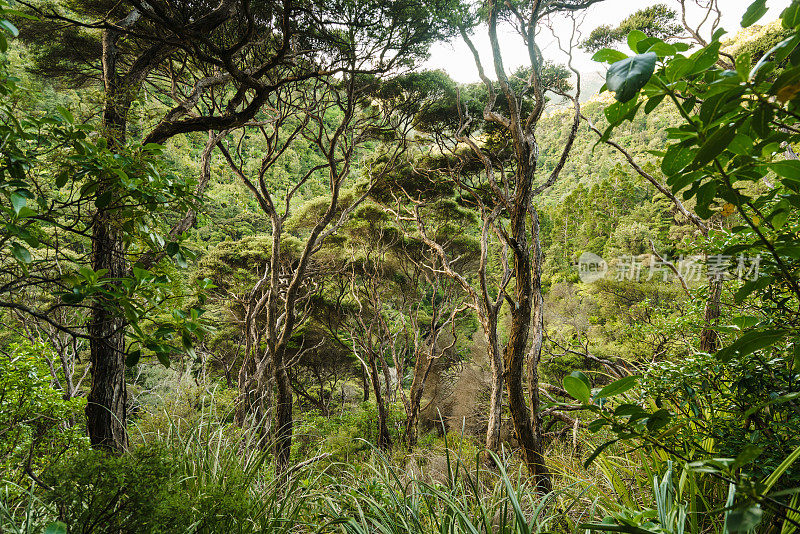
[{"left": 425, "top": 0, "right": 793, "bottom": 83}]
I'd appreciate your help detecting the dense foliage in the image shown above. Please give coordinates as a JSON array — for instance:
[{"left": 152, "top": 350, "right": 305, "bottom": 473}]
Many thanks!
[{"left": 1, "top": 0, "right": 800, "bottom": 533}]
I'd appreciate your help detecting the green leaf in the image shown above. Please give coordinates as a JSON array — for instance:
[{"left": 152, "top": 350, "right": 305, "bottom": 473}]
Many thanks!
[
  {"left": 10, "top": 192, "right": 26, "bottom": 215},
  {"left": 96, "top": 190, "right": 114, "bottom": 209},
  {"left": 56, "top": 105, "right": 74, "bottom": 123},
  {"left": 125, "top": 350, "right": 142, "bottom": 367},
  {"left": 646, "top": 41, "right": 677, "bottom": 58},
  {"left": 693, "top": 125, "right": 737, "bottom": 167},
  {"left": 689, "top": 42, "right": 721, "bottom": 75},
  {"left": 11, "top": 243, "right": 31, "bottom": 264},
  {"left": 725, "top": 504, "right": 763, "bottom": 534},
  {"left": 783, "top": 2, "right": 800, "bottom": 28},
  {"left": 627, "top": 30, "right": 648, "bottom": 53},
  {"left": 614, "top": 403, "right": 647, "bottom": 417},
  {"left": 735, "top": 276, "right": 773, "bottom": 303},
  {"left": 606, "top": 52, "right": 657, "bottom": 103},
  {"left": 665, "top": 56, "right": 693, "bottom": 82},
  {"left": 174, "top": 252, "right": 188, "bottom": 269},
  {"left": 604, "top": 98, "right": 639, "bottom": 126},
  {"left": 763, "top": 444, "right": 800, "bottom": 494},
  {"left": 597, "top": 376, "right": 638, "bottom": 399},
  {"left": 743, "top": 392, "right": 800, "bottom": 418},
  {"left": 770, "top": 160, "right": 800, "bottom": 181},
  {"left": 646, "top": 409, "right": 672, "bottom": 431},
  {"left": 0, "top": 19, "right": 18, "bottom": 37},
  {"left": 563, "top": 375, "right": 591, "bottom": 404},
  {"left": 55, "top": 171, "right": 70, "bottom": 188},
  {"left": 729, "top": 134, "right": 754, "bottom": 156},
  {"left": 662, "top": 144, "right": 697, "bottom": 176},
  {"left": 44, "top": 522, "right": 68, "bottom": 534},
  {"left": 742, "top": 0, "right": 768, "bottom": 27},
  {"left": 584, "top": 439, "right": 619, "bottom": 469},
  {"left": 593, "top": 48, "right": 628, "bottom": 63},
  {"left": 156, "top": 351, "right": 171, "bottom": 368},
  {"left": 716, "top": 329, "right": 788, "bottom": 362},
  {"left": 571, "top": 370, "right": 591, "bottom": 389},
  {"left": 644, "top": 94, "right": 666, "bottom": 114},
  {"left": 752, "top": 105, "right": 774, "bottom": 138},
  {"left": 587, "top": 418, "right": 609, "bottom": 432},
  {"left": 733, "top": 445, "right": 763, "bottom": 468},
  {"left": 736, "top": 52, "right": 753, "bottom": 81}
]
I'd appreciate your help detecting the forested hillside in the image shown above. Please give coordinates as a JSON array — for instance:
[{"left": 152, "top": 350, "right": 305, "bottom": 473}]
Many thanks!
[{"left": 1, "top": 0, "right": 800, "bottom": 532}]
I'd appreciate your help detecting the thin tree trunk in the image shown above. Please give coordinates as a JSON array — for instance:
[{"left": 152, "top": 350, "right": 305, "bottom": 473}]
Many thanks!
[
  {"left": 274, "top": 350, "right": 293, "bottom": 470},
  {"left": 378, "top": 351, "right": 393, "bottom": 402},
  {"left": 699, "top": 278, "right": 722, "bottom": 352},
  {"left": 403, "top": 352, "right": 430, "bottom": 447},
  {"left": 368, "top": 352, "right": 392, "bottom": 451},
  {"left": 362, "top": 367, "right": 370, "bottom": 402},
  {"left": 484, "top": 321, "right": 503, "bottom": 456}
]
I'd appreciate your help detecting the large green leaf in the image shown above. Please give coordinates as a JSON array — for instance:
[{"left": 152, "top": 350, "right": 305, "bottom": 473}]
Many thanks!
[
  {"left": 662, "top": 144, "right": 697, "bottom": 176},
  {"left": 44, "top": 523, "right": 67, "bottom": 534},
  {"left": 742, "top": 0, "right": 768, "bottom": 27},
  {"left": 692, "top": 125, "right": 737, "bottom": 167},
  {"left": 11, "top": 242, "right": 31, "bottom": 264},
  {"left": 689, "top": 42, "right": 721, "bottom": 75},
  {"left": 725, "top": 504, "right": 763, "bottom": 534},
  {"left": 593, "top": 48, "right": 628, "bottom": 63},
  {"left": 597, "top": 376, "right": 639, "bottom": 399},
  {"left": 10, "top": 192, "right": 26, "bottom": 215},
  {"left": 770, "top": 160, "right": 800, "bottom": 181},
  {"left": 783, "top": 1, "right": 800, "bottom": 29},
  {"left": 606, "top": 52, "right": 657, "bottom": 103},
  {"left": 716, "top": 329, "right": 788, "bottom": 362},
  {"left": 563, "top": 375, "right": 591, "bottom": 404},
  {"left": 0, "top": 19, "right": 17, "bottom": 37}
]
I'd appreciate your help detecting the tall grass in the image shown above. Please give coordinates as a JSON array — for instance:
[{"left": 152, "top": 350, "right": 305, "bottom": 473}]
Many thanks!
[
  {"left": 132, "top": 395, "right": 565, "bottom": 533},
  {"left": 22, "top": 386, "right": 799, "bottom": 533}
]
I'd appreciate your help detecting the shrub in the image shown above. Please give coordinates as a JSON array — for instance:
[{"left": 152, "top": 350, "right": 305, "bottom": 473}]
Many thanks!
[{"left": 0, "top": 342, "right": 87, "bottom": 493}]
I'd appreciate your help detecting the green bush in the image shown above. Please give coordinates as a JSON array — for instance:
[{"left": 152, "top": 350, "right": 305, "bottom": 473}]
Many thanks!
[{"left": 0, "top": 342, "right": 87, "bottom": 492}]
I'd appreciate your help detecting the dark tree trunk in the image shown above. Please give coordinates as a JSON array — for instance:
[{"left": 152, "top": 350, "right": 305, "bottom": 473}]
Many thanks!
[
  {"left": 86, "top": 27, "right": 131, "bottom": 453},
  {"left": 274, "top": 355, "right": 293, "bottom": 471},
  {"left": 504, "top": 191, "right": 552, "bottom": 492},
  {"left": 86, "top": 214, "right": 129, "bottom": 452}
]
